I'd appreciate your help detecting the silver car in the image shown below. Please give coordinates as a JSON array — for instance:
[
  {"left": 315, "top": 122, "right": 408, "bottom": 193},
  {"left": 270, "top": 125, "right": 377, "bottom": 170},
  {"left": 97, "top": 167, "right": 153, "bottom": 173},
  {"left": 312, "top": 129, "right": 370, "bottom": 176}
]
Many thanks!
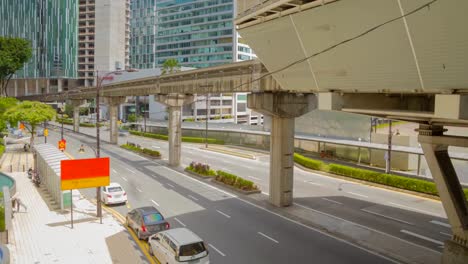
[{"left": 149, "top": 228, "right": 210, "bottom": 264}]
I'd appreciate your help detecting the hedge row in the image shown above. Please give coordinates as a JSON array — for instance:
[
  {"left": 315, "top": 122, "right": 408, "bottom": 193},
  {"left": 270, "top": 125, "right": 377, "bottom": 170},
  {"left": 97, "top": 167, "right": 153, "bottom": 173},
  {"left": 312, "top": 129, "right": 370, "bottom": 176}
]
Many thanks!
[
  {"left": 57, "top": 118, "right": 99, "bottom": 127},
  {"left": 121, "top": 144, "right": 161, "bottom": 158},
  {"left": 329, "top": 164, "right": 441, "bottom": 196},
  {"left": 294, "top": 153, "right": 323, "bottom": 170},
  {"left": 216, "top": 170, "right": 257, "bottom": 191},
  {"left": 294, "top": 154, "right": 468, "bottom": 200},
  {"left": 0, "top": 192, "right": 4, "bottom": 231},
  {"left": 129, "top": 130, "right": 224, "bottom": 144}
]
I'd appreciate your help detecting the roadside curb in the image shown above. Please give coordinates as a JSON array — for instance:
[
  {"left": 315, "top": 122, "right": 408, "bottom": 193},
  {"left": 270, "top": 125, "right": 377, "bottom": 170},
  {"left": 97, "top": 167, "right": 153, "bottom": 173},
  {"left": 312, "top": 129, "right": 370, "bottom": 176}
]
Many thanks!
[
  {"left": 200, "top": 146, "right": 255, "bottom": 160},
  {"left": 93, "top": 200, "right": 158, "bottom": 264},
  {"left": 294, "top": 162, "right": 442, "bottom": 202}
]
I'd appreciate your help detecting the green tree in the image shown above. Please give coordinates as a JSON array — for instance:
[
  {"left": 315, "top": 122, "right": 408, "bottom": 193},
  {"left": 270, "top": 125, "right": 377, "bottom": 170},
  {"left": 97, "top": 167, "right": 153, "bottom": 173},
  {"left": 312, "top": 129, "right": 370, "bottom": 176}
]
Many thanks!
[
  {"left": 4, "top": 101, "right": 56, "bottom": 146},
  {"left": 161, "top": 58, "right": 180, "bottom": 75},
  {"left": 0, "top": 97, "right": 18, "bottom": 133},
  {"left": 0, "top": 37, "right": 32, "bottom": 97}
]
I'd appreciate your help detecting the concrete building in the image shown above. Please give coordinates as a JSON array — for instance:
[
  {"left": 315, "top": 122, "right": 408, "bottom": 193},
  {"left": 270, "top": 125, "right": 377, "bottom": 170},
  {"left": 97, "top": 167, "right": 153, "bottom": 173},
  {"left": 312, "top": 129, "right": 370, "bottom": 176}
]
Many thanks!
[
  {"left": 78, "top": 0, "right": 131, "bottom": 87},
  {"left": 129, "top": 0, "right": 261, "bottom": 125},
  {"left": 0, "top": 0, "right": 80, "bottom": 96}
]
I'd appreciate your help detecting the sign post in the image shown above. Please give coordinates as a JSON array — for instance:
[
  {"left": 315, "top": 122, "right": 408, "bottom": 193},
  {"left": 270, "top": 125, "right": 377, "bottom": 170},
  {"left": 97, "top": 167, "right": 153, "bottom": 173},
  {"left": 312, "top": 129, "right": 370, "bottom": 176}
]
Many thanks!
[
  {"left": 61, "top": 157, "right": 110, "bottom": 226},
  {"left": 58, "top": 139, "right": 66, "bottom": 151}
]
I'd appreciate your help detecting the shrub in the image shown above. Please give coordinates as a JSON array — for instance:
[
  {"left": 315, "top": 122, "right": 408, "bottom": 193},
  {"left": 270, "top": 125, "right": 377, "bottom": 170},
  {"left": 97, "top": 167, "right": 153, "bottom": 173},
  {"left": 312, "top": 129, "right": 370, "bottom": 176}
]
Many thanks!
[
  {"left": 216, "top": 170, "right": 258, "bottom": 191},
  {"left": 294, "top": 153, "right": 323, "bottom": 170},
  {"left": 121, "top": 144, "right": 161, "bottom": 157},
  {"left": 0, "top": 143, "right": 5, "bottom": 159},
  {"left": 0, "top": 206, "right": 4, "bottom": 232},
  {"left": 186, "top": 162, "right": 216, "bottom": 176}
]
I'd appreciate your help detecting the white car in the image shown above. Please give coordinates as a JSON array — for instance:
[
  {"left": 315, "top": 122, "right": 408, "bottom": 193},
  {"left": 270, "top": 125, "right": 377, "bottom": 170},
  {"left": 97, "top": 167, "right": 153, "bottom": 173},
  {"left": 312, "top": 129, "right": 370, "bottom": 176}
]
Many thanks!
[
  {"left": 149, "top": 228, "right": 210, "bottom": 264},
  {"left": 101, "top": 183, "right": 127, "bottom": 205}
]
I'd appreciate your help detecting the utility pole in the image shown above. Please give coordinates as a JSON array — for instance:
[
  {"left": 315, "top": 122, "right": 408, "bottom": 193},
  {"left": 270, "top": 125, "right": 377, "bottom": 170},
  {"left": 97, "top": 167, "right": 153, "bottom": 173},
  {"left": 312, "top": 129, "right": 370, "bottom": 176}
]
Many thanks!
[
  {"left": 61, "top": 102, "right": 64, "bottom": 140},
  {"left": 386, "top": 120, "right": 392, "bottom": 174},
  {"left": 205, "top": 94, "right": 210, "bottom": 148},
  {"left": 143, "top": 96, "right": 147, "bottom": 133},
  {"left": 95, "top": 70, "right": 102, "bottom": 223}
]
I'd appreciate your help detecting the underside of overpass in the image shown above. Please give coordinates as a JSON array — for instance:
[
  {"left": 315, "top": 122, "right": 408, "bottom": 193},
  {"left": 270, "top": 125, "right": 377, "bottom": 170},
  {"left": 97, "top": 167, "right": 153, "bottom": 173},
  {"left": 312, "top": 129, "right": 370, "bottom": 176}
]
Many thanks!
[{"left": 236, "top": 0, "right": 468, "bottom": 263}]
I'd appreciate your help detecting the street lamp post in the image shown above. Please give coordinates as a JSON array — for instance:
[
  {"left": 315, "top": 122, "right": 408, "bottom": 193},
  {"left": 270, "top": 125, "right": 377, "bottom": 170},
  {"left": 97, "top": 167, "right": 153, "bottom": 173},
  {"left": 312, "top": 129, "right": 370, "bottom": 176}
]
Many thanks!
[{"left": 95, "top": 69, "right": 137, "bottom": 222}]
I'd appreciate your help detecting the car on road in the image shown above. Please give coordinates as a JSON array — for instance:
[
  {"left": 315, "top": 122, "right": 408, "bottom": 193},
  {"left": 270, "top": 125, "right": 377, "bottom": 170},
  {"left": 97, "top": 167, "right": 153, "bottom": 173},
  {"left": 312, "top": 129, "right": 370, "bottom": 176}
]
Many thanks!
[
  {"left": 149, "top": 228, "right": 209, "bottom": 264},
  {"left": 101, "top": 182, "right": 127, "bottom": 205},
  {"left": 126, "top": 206, "right": 170, "bottom": 240},
  {"left": 118, "top": 129, "right": 130, "bottom": 136}
]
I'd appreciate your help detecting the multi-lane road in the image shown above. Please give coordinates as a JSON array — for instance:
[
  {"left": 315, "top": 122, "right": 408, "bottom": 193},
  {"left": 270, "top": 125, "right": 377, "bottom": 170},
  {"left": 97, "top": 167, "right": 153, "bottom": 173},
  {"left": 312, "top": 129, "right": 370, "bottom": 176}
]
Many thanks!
[{"left": 39, "top": 124, "right": 453, "bottom": 263}]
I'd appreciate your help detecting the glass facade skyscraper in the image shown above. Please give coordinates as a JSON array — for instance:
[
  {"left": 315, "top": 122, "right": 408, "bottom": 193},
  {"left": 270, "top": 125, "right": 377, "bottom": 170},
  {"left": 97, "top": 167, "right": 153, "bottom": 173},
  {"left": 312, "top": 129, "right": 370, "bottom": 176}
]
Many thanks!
[
  {"left": 130, "top": 0, "right": 248, "bottom": 69},
  {"left": 0, "top": 0, "right": 78, "bottom": 79}
]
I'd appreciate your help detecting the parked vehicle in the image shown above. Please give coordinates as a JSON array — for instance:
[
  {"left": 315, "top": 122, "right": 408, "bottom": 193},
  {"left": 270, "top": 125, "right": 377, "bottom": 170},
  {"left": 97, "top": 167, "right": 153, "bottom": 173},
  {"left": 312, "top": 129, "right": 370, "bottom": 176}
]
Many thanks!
[
  {"left": 148, "top": 228, "right": 210, "bottom": 264},
  {"left": 101, "top": 182, "right": 127, "bottom": 205},
  {"left": 32, "top": 173, "right": 41, "bottom": 187},
  {"left": 126, "top": 206, "right": 170, "bottom": 240}
]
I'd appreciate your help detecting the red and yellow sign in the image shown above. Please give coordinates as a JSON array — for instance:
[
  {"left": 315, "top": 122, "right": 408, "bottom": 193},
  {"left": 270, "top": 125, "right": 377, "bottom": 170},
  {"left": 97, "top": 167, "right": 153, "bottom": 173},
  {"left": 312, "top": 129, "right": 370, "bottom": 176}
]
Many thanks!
[
  {"left": 19, "top": 123, "right": 25, "bottom": 130},
  {"left": 60, "top": 157, "right": 110, "bottom": 190},
  {"left": 58, "top": 139, "right": 66, "bottom": 151}
]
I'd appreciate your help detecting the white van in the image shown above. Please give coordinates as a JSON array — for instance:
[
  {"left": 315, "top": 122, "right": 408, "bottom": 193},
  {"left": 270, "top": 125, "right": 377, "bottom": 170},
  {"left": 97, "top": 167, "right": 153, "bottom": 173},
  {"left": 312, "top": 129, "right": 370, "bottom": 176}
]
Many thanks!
[{"left": 149, "top": 228, "right": 210, "bottom": 264}]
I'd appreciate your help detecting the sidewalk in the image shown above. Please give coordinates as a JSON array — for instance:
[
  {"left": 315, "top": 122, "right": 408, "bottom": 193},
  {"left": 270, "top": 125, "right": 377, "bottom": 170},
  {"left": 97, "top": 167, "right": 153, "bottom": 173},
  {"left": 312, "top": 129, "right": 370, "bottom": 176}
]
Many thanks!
[{"left": 5, "top": 171, "right": 148, "bottom": 264}]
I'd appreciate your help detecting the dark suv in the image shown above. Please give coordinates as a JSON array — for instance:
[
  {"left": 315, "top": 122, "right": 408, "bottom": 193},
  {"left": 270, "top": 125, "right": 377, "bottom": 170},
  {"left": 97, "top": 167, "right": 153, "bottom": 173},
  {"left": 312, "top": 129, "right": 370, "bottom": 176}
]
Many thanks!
[{"left": 126, "top": 206, "right": 170, "bottom": 240}]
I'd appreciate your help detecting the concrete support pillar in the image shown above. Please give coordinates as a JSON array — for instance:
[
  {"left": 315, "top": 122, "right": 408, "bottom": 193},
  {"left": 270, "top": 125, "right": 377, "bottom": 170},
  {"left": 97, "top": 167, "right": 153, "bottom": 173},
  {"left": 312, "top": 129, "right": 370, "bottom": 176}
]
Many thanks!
[
  {"left": 106, "top": 97, "right": 126, "bottom": 144},
  {"left": 248, "top": 92, "right": 316, "bottom": 207},
  {"left": 155, "top": 94, "right": 194, "bottom": 167},
  {"left": 418, "top": 124, "right": 468, "bottom": 264},
  {"left": 70, "top": 100, "right": 85, "bottom": 133}
]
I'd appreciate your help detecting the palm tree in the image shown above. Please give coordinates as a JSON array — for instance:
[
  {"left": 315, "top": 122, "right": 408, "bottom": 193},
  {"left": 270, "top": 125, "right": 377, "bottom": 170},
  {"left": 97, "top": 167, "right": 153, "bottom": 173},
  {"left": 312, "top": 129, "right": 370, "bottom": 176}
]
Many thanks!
[{"left": 161, "top": 58, "right": 181, "bottom": 75}]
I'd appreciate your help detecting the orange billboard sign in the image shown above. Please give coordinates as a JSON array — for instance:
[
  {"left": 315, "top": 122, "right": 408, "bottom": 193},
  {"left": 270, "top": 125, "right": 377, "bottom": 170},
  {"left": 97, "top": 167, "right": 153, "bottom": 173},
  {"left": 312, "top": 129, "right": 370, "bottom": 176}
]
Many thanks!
[{"left": 61, "top": 157, "right": 110, "bottom": 190}]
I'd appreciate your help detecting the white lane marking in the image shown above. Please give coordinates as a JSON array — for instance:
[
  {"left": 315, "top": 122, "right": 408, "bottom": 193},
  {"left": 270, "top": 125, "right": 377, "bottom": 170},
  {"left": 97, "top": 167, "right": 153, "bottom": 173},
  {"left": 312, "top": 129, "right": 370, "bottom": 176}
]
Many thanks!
[
  {"left": 346, "top": 191, "right": 369, "bottom": 198},
  {"left": 112, "top": 169, "right": 117, "bottom": 173},
  {"left": 261, "top": 191, "right": 269, "bottom": 195},
  {"left": 151, "top": 199, "right": 160, "bottom": 207},
  {"left": 208, "top": 244, "right": 226, "bottom": 257},
  {"left": 440, "top": 232, "right": 451, "bottom": 237},
  {"left": 187, "top": 195, "right": 199, "bottom": 201},
  {"left": 174, "top": 217, "right": 186, "bottom": 227},
  {"left": 430, "top": 220, "right": 450, "bottom": 228},
  {"left": 248, "top": 176, "right": 261, "bottom": 180},
  {"left": 304, "top": 180, "right": 323, "bottom": 186},
  {"left": 167, "top": 183, "right": 175, "bottom": 188},
  {"left": 216, "top": 210, "right": 231, "bottom": 219},
  {"left": 152, "top": 145, "right": 160, "bottom": 149},
  {"left": 400, "top": 230, "right": 444, "bottom": 246},
  {"left": 136, "top": 187, "right": 143, "bottom": 193},
  {"left": 389, "top": 202, "right": 429, "bottom": 214},
  {"left": 149, "top": 160, "right": 403, "bottom": 262},
  {"left": 126, "top": 168, "right": 136, "bottom": 173},
  {"left": 293, "top": 202, "right": 440, "bottom": 256},
  {"left": 361, "top": 209, "right": 414, "bottom": 226},
  {"left": 257, "top": 232, "right": 279, "bottom": 244},
  {"left": 322, "top": 198, "right": 343, "bottom": 205},
  {"left": 121, "top": 176, "right": 128, "bottom": 182}
]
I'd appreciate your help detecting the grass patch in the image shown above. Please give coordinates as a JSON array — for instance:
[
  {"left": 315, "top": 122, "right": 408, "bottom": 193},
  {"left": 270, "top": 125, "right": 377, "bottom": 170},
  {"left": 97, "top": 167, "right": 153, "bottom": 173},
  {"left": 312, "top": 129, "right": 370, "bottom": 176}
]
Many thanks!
[
  {"left": 216, "top": 170, "right": 258, "bottom": 191},
  {"left": 185, "top": 162, "right": 216, "bottom": 177},
  {"left": 0, "top": 139, "right": 5, "bottom": 160},
  {"left": 121, "top": 143, "right": 161, "bottom": 158},
  {"left": 129, "top": 130, "right": 224, "bottom": 144}
]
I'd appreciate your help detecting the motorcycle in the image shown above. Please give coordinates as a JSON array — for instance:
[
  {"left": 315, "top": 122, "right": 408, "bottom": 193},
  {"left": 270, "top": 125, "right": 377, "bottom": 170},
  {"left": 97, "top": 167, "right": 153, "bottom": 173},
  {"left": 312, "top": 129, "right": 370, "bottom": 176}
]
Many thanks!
[
  {"left": 32, "top": 173, "right": 41, "bottom": 187},
  {"left": 27, "top": 168, "right": 33, "bottom": 179}
]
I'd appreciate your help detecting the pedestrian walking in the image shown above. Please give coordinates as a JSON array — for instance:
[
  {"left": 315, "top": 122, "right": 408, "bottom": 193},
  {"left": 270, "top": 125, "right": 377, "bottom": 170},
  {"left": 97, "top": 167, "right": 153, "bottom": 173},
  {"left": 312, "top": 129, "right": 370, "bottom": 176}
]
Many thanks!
[
  {"left": 15, "top": 197, "right": 27, "bottom": 212},
  {"left": 79, "top": 144, "right": 85, "bottom": 153}
]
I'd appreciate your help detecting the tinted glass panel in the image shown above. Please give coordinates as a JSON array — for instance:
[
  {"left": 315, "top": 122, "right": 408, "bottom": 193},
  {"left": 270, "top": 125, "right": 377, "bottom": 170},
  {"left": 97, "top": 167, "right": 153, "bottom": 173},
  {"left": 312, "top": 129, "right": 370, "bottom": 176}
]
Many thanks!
[{"left": 179, "top": 242, "right": 206, "bottom": 256}]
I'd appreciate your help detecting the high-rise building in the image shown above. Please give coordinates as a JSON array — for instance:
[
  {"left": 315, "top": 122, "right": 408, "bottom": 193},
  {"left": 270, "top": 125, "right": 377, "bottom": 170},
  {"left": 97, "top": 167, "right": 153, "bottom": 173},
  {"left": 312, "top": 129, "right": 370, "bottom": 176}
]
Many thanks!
[
  {"left": 78, "top": 0, "right": 131, "bottom": 86},
  {"left": 129, "top": 0, "right": 260, "bottom": 125},
  {"left": 0, "top": 0, "right": 79, "bottom": 95}
]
